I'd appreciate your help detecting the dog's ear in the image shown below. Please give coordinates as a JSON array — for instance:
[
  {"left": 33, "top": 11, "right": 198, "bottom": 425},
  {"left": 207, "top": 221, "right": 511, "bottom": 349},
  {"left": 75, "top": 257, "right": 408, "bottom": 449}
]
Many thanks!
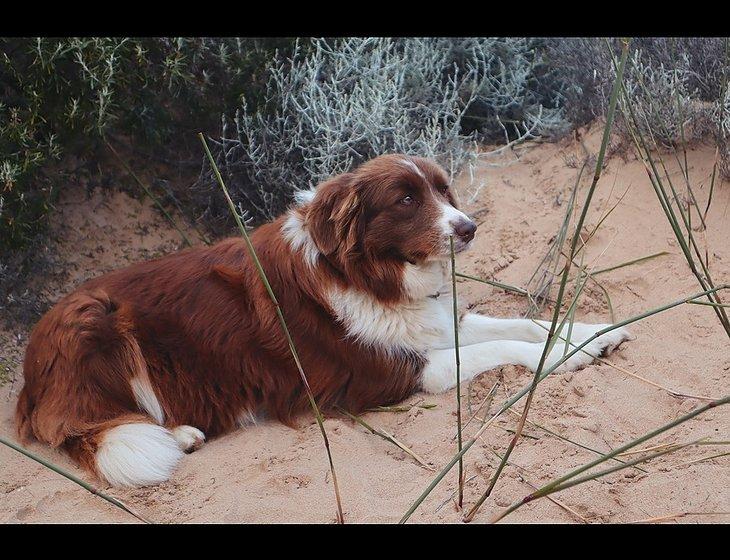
[{"left": 306, "top": 172, "right": 362, "bottom": 258}]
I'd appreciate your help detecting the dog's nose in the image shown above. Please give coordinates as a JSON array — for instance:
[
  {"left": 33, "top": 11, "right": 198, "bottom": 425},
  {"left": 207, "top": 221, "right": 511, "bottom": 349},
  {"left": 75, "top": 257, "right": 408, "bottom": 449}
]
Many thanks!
[{"left": 454, "top": 219, "right": 477, "bottom": 242}]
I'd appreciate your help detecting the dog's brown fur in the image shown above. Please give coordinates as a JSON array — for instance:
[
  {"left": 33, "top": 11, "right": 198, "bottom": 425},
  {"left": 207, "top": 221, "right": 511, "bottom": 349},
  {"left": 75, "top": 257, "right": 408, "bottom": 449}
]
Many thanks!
[{"left": 16, "top": 154, "right": 457, "bottom": 482}]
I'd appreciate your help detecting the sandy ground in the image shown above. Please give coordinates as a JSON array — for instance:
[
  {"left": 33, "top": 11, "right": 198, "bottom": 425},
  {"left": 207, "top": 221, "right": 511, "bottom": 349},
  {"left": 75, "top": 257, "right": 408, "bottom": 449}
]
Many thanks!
[{"left": 1, "top": 123, "right": 729, "bottom": 524}]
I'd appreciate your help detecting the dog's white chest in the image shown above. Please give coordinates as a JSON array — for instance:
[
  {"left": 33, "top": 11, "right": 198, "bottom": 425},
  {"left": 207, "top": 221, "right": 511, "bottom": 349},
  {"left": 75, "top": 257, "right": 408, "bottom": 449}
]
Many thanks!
[{"left": 325, "top": 261, "right": 452, "bottom": 353}]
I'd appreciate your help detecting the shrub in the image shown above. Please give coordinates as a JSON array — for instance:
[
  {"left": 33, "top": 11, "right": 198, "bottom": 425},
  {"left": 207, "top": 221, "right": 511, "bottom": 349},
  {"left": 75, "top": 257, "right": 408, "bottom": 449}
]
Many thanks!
[
  {"left": 195, "top": 37, "right": 571, "bottom": 232},
  {"left": 457, "top": 37, "right": 569, "bottom": 140},
  {"left": 618, "top": 48, "right": 710, "bottom": 146},
  {"left": 716, "top": 87, "right": 730, "bottom": 178},
  {"left": 540, "top": 37, "right": 618, "bottom": 127},
  {"left": 0, "top": 37, "right": 293, "bottom": 254}
]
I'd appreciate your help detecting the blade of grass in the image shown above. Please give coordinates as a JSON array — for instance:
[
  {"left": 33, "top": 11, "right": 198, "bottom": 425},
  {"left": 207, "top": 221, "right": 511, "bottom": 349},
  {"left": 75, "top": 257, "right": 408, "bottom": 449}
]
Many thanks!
[
  {"left": 572, "top": 180, "right": 631, "bottom": 261},
  {"left": 105, "top": 137, "right": 198, "bottom": 248},
  {"left": 489, "top": 397, "right": 729, "bottom": 523},
  {"left": 530, "top": 320, "right": 716, "bottom": 401},
  {"left": 488, "top": 448, "right": 590, "bottom": 524},
  {"left": 462, "top": 38, "right": 632, "bottom": 524},
  {"left": 449, "top": 236, "right": 465, "bottom": 507},
  {"left": 369, "top": 401, "right": 437, "bottom": 413},
  {"left": 587, "top": 251, "right": 671, "bottom": 277},
  {"left": 199, "top": 133, "right": 345, "bottom": 524},
  {"left": 594, "top": 355, "right": 716, "bottom": 401},
  {"left": 492, "top": 440, "right": 697, "bottom": 523},
  {"left": 0, "top": 435, "right": 151, "bottom": 523},
  {"left": 563, "top": 256, "right": 586, "bottom": 358},
  {"left": 520, "top": 476, "right": 590, "bottom": 524},
  {"left": 615, "top": 48, "right": 730, "bottom": 337},
  {"left": 667, "top": 450, "right": 730, "bottom": 469},
  {"left": 626, "top": 122, "right": 730, "bottom": 335},
  {"left": 506, "top": 408, "right": 648, "bottom": 474},
  {"left": 615, "top": 439, "right": 727, "bottom": 456},
  {"left": 398, "top": 283, "right": 728, "bottom": 523},
  {"left": 435, "top": 475, "right": 479, "bottom": 514},
  {"left": 526, "top": 159, "right": 586, "bottom": 316},
  {"left": 336, "top": 407, "right": 433, "bottom": 471},
  {"left": 454, "top": 272, "right": 528, "bottom": 297},
  {"left": 687, "top": 300, "right": 730, "bottom": 309},
  {"left": 703, "top": 146, "right": 719, "bottom": 225},
  {"left": 593, "top": 278, "right": 615, "bottom": 323},
  {"left": 499, "top": 426, "right": 540, "bottom": 440},
  {"left": 457, "top": 381, "right": 499, "bottom": 440}
]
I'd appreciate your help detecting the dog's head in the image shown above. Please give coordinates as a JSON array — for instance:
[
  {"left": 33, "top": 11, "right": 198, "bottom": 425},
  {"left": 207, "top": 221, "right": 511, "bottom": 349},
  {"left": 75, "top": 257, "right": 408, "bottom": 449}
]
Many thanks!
[{"left": 306, "top": 154, "right": 477, "bottom": 267}]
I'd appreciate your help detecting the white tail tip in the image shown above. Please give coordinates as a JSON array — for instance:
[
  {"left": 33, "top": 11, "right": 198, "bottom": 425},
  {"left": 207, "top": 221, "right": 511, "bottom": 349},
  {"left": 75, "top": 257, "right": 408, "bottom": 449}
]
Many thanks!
[{"left": 96, "top": 423, "right": 184, "bottom": 487}]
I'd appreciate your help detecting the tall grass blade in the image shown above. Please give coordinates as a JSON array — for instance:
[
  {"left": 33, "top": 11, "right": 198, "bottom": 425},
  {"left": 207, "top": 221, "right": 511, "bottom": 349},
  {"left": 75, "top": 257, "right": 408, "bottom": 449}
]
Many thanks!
[
  {"left": 0, "top": 435, "right": 151, "bottom": 523},
  {"left": 449, "top": 236, "right": 465, "bottom": 507},
  {"left": 615, "top": 49, "right": 730, "bottom": 338},
  {"left": 462, "top": 38, "right": 631, "bottom": 523},
  {"left": 454, "top": 272, "right": 528, "bottom": 296},
  {"left": 505, "top": 408, "right": 648, "bottom": 474},
  {"left": 526, "top": 159, "right": 585, "bottom": 316},
  {"left": 104, "top": 138, "right": 199, "bottom": 248},
  {"left": 199, "top": 133, "right": 345, "bottom": 524},
  {"left": 588, "top": 251, "right": 670, "bottom": 277},
  {"left": 489, "top": 396, "right": 729, "bottom": 522}
]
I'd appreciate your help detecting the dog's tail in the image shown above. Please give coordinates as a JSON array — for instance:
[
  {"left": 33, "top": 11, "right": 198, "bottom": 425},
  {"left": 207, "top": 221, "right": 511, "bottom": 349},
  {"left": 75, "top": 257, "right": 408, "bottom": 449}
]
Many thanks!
[
  {"left": 16, "top": 289, "right": 184, "bottom": 487},
  {"left": 65, "top": 414, "right": 184, "bottom": 487}
]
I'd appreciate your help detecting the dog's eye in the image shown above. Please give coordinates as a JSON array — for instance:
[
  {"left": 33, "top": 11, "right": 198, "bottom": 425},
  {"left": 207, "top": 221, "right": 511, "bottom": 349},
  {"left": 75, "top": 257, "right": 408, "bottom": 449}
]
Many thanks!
[
  {"left": 437, "top": 185, "right": 449, "bottom": 194},
  {"left": 400, "top": 195, "right": 415, "bottom": 206}
]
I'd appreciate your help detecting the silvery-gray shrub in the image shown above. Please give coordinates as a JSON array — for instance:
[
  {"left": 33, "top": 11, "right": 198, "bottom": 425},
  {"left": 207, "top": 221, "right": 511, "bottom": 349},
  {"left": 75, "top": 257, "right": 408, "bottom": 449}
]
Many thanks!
[
  {"left": 618, "top": 48, "right": 708, "bottom": 147},
  {"left": 196, "top": 37, "right": 570, "bottom": 230}
]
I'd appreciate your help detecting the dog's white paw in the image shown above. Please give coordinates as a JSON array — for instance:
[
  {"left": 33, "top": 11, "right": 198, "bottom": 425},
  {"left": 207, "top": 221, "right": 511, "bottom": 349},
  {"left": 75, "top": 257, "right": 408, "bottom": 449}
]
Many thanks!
[
  {"left": 589, "top": 324, "right": 632, "bottom": 356},
  {"left": 171, "top": 425, "right": 206, "bottom": 453},
  {"left": 549, "top": 325, "right": 632, "bottom": 372}
]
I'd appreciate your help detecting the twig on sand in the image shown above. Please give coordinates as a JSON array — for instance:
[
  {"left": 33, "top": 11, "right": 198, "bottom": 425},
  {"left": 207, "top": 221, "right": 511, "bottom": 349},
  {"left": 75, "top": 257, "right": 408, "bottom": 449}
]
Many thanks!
[
  {"left": 629, "top": 511, "right": 730, "bottom": 524},
  {"left": 336, "top": 407, "right": 434, "bottom": 471},
  {"left": 0, "top": 435, "right": 151, "bottom": 524}
]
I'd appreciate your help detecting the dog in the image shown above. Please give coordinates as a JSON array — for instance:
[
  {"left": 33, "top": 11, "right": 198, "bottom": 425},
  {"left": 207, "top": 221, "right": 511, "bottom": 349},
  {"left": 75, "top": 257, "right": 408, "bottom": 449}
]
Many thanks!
[{"left": 16, "top": 154, "right": 630, "bottom": 487}]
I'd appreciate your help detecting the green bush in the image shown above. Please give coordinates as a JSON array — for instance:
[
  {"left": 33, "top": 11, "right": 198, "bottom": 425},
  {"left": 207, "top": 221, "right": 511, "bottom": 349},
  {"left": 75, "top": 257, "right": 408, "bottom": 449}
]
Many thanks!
[{"left": 0, "top": 37, "right": 295, "bottom": 254}]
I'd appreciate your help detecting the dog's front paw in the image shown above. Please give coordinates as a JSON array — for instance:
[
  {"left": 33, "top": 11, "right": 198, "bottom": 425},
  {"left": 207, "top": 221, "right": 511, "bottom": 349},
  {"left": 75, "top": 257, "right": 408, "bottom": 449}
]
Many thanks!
[
  {"left": 552, "top": 325, "right": 632, "bottom": 372},
  {"left": 591, "top": 325, "right": 632, "bottom": 356}
]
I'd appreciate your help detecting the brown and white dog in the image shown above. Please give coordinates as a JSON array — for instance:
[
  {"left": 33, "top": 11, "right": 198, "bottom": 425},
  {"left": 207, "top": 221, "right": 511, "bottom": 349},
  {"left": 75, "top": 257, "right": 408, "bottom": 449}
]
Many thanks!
[{"left": 16, "top": 154, "right": 630, "bottom": 487}]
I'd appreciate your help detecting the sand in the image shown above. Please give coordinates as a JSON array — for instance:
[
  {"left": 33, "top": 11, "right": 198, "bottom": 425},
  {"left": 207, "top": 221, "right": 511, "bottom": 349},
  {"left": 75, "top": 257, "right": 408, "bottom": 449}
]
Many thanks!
[{"left": 1, "top": 122, "right": 728, "bottom": 524}]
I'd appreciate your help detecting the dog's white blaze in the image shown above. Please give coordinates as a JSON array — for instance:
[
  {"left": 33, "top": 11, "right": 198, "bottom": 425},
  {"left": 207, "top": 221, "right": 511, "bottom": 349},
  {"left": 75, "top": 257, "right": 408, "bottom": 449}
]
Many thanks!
[
  {"left": 399, "top": 158, "right": 425, "bottom": 179},
  {"left": 438, "top": 201, "right": 471, "bottom": 237},
  {"left": 130, "top": 376, "right": 165, "bottom": 425},
  {"left": 96, "top": 423, "right": 183, "bottom": 487},
  {"left": 326, "top": 262, "right": 452, "bottom": 353},
  {"left": 282, "top": 211, "right": 320, "bottom": 267}
]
